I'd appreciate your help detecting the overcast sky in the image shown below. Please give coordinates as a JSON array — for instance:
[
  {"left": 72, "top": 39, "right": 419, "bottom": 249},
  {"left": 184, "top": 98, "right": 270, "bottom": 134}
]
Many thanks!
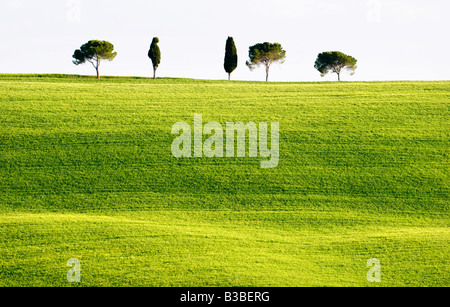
[{"left": 0, "top": 0, "right": 448, "bottom": 81}]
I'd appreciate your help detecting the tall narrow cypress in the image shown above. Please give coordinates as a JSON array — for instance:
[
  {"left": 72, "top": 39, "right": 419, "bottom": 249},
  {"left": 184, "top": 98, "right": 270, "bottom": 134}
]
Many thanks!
[
  {"left": 224, "top": 37, "right": 238, "bottom": 81},
  {"left": 148, "top": 37, "right": 161, "bottom": 79}
]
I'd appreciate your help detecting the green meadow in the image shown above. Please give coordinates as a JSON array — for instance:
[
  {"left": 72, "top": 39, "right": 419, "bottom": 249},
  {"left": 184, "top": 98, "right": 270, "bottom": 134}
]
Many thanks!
[{"left": 0, "top": 74, "right": 448, "bottom": 287}]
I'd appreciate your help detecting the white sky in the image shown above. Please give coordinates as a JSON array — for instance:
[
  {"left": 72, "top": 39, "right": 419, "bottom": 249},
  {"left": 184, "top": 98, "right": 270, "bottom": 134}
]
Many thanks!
[{"left": 0, "top": 0, "right": 448, "bottom": 81}]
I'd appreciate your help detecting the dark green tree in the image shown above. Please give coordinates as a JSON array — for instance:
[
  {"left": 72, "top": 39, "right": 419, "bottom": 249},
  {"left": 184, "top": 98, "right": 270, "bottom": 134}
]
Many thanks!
[
  {"left": 246, "top": 42, "right": 286, "bottom": 82},
  {"left": 148, "top": 37, "right": 161, "bottom": 79},
  {"left": 314, "top": 51, "right": 357, "bottom": 81},
  {"left": 224, "top": 37, "right": 238, "bottom": 80},
  {"left": 72, "top": 40, "right": 117, "bottom": 79}
]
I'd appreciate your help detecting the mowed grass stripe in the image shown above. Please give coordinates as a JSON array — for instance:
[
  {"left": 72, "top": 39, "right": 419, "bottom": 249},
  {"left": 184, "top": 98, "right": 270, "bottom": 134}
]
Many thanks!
[{"left": 0, "top": 212, "right": 448, "bottom": 287}]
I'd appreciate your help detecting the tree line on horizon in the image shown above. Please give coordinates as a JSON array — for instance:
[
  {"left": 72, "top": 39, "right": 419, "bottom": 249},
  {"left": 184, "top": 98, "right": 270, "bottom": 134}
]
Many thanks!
[{"left": 72, "top": 38, "right": 357, "bottom": 82}]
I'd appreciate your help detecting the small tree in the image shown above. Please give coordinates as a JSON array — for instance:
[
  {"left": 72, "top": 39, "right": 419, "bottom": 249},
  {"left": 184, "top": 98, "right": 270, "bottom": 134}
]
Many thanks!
[
  {"left": 314, "top": 51, "right": 357, "bottom": 81},
  {"left": 246, "top": 42, "right": 286, "bottom": 82},
  {"left": 224, "top": 37, "right": 238, "bottom": 81},
  {"left": 148, "top": 37, "right": 161, "bottom": 79},
  {"left": 72, "top": 40, "right": 117, "bottom": 79}
]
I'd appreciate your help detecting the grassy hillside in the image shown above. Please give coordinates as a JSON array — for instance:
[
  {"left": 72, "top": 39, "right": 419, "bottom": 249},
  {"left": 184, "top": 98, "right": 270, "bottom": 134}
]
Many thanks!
[{"left": 0, "top": 74, "right": 448, "bottom": 287}]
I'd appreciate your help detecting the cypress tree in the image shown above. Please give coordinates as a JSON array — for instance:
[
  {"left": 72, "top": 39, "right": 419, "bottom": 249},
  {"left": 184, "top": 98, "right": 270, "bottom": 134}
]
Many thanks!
[
  {"left": 224, "top": 37, "right": 238, "bottom": 80},
  {"left": 148, "top": 37, "right": 161, "bottom": 79}
]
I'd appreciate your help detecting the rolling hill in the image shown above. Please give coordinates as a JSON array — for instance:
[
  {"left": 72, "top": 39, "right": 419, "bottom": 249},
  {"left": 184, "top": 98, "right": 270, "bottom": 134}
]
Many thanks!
[{"left": 0, "top": 74, "right": 448, "bottom": 287}]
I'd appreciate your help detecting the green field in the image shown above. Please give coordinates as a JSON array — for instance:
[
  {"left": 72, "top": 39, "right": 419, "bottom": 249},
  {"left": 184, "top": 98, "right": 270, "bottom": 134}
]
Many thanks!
[{"left": 0, "top": 74, "right": 448, "bottom": 287}]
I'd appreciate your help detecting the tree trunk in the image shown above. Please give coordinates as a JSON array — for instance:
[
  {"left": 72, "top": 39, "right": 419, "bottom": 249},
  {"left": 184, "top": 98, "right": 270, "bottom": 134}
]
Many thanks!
[
  {"left": 266, "top": 66, "right": 270, "bottom": 82},
  {"left": 228, "top": 73, "right": 231, "bottom": 81},
  {"left": 337, "top": 73, "right": 340, "bottom": 82},
  {"left": 96, "top": 58, "right": 100, "bottom": 79},
  {"left": 153, "top": 67, "right": 157, "bottom": 80}
]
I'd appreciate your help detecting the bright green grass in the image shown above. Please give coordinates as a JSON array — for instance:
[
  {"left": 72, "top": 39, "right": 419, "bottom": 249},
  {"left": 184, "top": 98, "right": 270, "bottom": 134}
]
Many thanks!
[{"left": 0, "top": 74, "right": 448, "bottom": 287}]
